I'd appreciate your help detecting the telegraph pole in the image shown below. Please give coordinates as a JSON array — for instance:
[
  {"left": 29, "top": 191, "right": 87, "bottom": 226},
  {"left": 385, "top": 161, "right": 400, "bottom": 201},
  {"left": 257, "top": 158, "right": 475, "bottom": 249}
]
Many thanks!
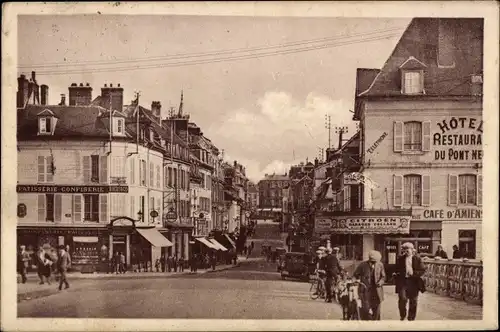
[
  {"left": 335, "top": 126, "right": 349, "bottom": 150},
  {"left": 325, "top": 114, "right": 331, "bottom": 149}
]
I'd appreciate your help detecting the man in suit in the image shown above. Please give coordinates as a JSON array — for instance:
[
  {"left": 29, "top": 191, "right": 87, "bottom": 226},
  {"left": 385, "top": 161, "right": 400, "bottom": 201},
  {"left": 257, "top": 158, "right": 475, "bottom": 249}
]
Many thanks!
[
  {"left": 56, "top": 245, "right": 71, "bottom": 290},
  {"left": 394, "top": 242, "right": 426, "bottom": 321},
  {"left": 17, "top": 245, "right": 30, "bottom": 284},
  {"left": 324, "top": 247, "right": 341, "bottom": 303},
  {"left": 353, "top": 250, "right": 386, "bottom": 320}
]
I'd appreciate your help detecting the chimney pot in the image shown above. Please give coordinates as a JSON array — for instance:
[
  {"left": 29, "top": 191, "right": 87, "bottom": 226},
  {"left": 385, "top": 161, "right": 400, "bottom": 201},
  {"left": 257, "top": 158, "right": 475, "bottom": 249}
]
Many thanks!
[
  {"left": 71, "top": 83, "right": 77, "bottom": 87},
  {"left": 31, "top": 71, "right": 36, "bottom": 81},
  {"left": 79, "top": 83, "right": 83, "bottom": 87},
  {"left": 117, "top": 83, "right": 120, "bottom": 87},
  {"left": 110, "top": 83, "right": 113, "bottom": 87},
  {"left": 104, "top": 84, "right": 107, "bottom": 87},
  {"left": 86, "top": 83, "right": 90, "bottom": 86}
]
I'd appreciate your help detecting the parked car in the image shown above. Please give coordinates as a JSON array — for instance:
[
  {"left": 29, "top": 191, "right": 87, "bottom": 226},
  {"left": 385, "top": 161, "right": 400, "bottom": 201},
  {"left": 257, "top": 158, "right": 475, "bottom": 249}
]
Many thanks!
[{"left": 280, "top": 252, "right": 313, "bottom": 281}]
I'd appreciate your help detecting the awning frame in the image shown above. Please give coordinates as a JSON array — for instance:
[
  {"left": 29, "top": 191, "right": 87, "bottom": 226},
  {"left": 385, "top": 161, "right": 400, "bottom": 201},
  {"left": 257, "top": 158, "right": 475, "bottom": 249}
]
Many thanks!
[
  {"left": 209, "top": 238, "right": 228, "bottom": 251},
  {"left": 195, "top": 237, "right": 217, "bottom": 250},
  {"left": 136, "top": 227, "right": 173, "bottom": 247}
]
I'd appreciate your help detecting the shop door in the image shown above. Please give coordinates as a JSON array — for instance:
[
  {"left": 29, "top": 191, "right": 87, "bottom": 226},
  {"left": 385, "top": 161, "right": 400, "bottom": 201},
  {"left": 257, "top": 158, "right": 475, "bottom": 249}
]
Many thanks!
[{"left": 112, "top": 235, "right": 127, "bottom": 270}]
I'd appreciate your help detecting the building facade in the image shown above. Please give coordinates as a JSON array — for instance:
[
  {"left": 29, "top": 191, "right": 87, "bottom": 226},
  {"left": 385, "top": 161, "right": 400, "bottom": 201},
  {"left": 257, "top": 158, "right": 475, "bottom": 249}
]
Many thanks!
[{"left": 352, "top": 18, "right": 483, "bottom": 264}]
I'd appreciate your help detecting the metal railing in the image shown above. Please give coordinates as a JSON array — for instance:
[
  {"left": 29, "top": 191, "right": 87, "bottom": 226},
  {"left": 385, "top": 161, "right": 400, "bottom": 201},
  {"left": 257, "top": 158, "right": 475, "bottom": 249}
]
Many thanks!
[{"left": 421, "top": 258, "right": 483, "bottom": 306}]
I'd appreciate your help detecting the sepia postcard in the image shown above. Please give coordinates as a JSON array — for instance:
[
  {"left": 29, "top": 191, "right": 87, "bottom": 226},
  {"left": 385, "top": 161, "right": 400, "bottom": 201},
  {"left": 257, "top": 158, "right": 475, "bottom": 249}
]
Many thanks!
[{"left": 1, "top": 1, "right": 498, "bottom": 331}]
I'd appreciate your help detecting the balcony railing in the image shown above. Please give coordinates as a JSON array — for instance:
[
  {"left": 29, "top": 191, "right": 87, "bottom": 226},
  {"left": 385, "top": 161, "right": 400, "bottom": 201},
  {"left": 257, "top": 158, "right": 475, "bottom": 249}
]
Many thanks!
[{"left": 421, "top": 258, "right": 482, "bottom": 306}]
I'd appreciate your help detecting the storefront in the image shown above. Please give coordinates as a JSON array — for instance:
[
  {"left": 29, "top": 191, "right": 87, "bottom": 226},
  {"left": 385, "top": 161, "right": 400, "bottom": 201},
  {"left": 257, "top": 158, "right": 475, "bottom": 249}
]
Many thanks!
[{"left": 17, "top": 225, "right": 109, "bottom": 273}]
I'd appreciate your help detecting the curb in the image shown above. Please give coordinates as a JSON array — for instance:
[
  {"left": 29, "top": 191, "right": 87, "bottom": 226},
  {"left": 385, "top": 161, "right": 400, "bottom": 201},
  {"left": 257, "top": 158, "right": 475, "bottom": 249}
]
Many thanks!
[{"left": 18, "top": 262, "right": 243, "bottom": 302}]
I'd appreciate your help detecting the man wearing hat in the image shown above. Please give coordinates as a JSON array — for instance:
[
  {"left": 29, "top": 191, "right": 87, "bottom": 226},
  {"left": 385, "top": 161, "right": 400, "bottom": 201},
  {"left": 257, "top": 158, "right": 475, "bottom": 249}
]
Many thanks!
[
  {"left": 394, "top": 242, "right": 426, "bottom": 321},
  {"left": 17, "top": 245, "right": 30, "bottom": 284},
  {"left": 56, "top": 245, "right": 71, "bottom": 290},
  {"left": 353, "top": 250, "right": 386, "bottom": 320}
]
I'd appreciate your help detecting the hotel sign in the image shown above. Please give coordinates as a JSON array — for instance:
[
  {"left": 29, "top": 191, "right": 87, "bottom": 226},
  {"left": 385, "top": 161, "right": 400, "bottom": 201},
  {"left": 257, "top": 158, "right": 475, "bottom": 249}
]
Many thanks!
[
  {"left": 433, "top": 117, "right": 483, "bottom": 162},
  {"left": 17, "top": 185, "right": 129, "bottom": 194},
  {"left": 315, "top": 216, "right": 410, "bottom": 234}
]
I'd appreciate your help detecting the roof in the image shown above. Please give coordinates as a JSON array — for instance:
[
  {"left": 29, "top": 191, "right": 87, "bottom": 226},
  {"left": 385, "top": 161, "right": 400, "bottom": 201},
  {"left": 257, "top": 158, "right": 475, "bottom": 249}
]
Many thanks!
[
  {"left": 18, "top": 104, "right": 112, "bottom": 140},
  {"left": 262, "top": 174, "right": 289, "bottom": 181},
  {"left": 356, "top": 18, "right": 483, "bottom": 98}
]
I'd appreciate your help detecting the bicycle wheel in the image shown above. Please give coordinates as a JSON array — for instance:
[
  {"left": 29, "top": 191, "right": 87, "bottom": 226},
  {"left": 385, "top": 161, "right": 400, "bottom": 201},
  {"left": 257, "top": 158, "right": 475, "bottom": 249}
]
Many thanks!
[{"left": 309, "top": 280, "right": 320, "bottom": 300}]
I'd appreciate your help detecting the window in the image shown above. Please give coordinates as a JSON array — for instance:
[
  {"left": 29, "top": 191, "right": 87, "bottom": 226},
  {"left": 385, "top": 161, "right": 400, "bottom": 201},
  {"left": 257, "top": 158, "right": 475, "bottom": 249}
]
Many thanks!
[
  {"left": 129, "top": 158, "right": 135, "bottom": 185},
  {"left": 393, "top": 121, "right": 431, "bottom": 152},
  {"left": 404, "top": 122, "right": 422, "bottom": 151},
  {"left": 404, "top": 175, "right": 421, "bottom": 205},
  {"left": 83, "top": 155, "right": 108, "bottom": 184},
  {"left": 139, "top": 196, "right": 145, "bottom": 222},
  {"left": 73, "top": 195, "right": 82, "bottom": 222},
  {"left": 403, "top": 71, "right": 423, "bottom": 94},
  {"left": 168, "top": 167, "right": 172, "bottom": 187},
  {"left": 149, "top": 162, "right": 154, "bottom": 188},
  {"left": 37, "top": 194, "right": 61, "bottom": 222},
  {"left": 38, "top": 117, "right": 53, "bottom": 135},
  {"left": 449, "top": 174, "right": 482, "bottom": 206},
  {"left": 156, "top": 165, "right": 161, "bottom": 188},
  {"left": 113, "top": 118, "right": 125, "bottom": 136},
  {"left": 173, "top": 168, "right": 178, "bottom": 188},
  {"left": 37, "top": 156, "right": 54, "bottom": 183},
  {"left": 140, "top": 160, "right": 146, "bottom": 186},
  {"left": 458, "top": 230, "right": 476, "bottom": 259},
  {"left": 459, "top": 174, "right": 477, "bottom": 205},
  {"left": 112, "top": 157, "right": 125, "bottom": 179},
  {"left": 111, "top": 194, "right": 126, "bottom": 217},
  {"left": 130, "top": 196, "right": 136, "bottom": 219},
  {"left": 84, "top": 194, "right": 99, "bottom": 222}
]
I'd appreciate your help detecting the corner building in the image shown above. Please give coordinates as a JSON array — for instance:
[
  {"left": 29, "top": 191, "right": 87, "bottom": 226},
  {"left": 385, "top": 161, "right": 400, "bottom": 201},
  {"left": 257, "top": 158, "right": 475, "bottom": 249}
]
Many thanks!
[{"left": 353, "top": 18, "right": 483, "bottom": 267}]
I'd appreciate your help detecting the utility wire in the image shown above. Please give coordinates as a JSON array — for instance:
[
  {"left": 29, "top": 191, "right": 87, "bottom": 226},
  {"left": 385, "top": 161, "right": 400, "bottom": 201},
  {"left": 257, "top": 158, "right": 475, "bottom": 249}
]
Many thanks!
[
  {"left": 26, "top": 33, "right": 401, "bottom": 76},
  {"left": 18, "top": 26, "right": 408, "bottom": 69}
]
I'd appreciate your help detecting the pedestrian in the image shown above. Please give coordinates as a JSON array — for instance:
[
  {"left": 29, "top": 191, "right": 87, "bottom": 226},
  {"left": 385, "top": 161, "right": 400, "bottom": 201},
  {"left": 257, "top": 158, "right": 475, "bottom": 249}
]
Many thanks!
[
  {"left": 173, "top": 255, "right": 178, "bottom": 272},
  {"left": 394, "top": 242, "right": 426, "bottom": 321},
  {"left": 56, "top": 245, "right": 71, "bottom": 290},
  {"left": 36, "top": 247, "right": 53, "bottom": 285},
  {"left": 192, "top": 254, "right": 198, "bottom": 273},
  {"left": 179, "top": 256, "right": 185, "bottom": 272},
  {"left": 160, "top": 254, "right": 166, "bottom": 272},
  {"left": 120, "top": 252, "right": 126, "bottom": 273},
  {"left": 154, "top": 258, "right": 160, "bottom": 272},
  {"left": 17, "top": 245, "right": 30, "bottom": 284},
  {"left": 251, "top": 241, "right": 254, "bottom": 250},
  {"left": 434, "top": 244, "right": 448, "bottom": 259},
  {"left": 167, "top": 255, "right": 173, "bottom": 272},
  {"left": 211, "top": 253, "right": 217, "bottom": 271},
  {"left": 324, "top": 247, "right": 340, "bottom": 303},
  {"left": 452, "top": 245, "right": 462, "bottom": 259},
  {"left": 353, "top": 250, "right": 386, "bottom": 320}
]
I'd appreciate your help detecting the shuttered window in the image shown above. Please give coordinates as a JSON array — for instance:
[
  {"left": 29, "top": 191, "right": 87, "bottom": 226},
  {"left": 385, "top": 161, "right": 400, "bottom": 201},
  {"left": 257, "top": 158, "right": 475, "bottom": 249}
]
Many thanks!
[
  {"left": 37, "top": 194, "right": 46, "bottom": 221},
  {"left": 37, "top": 156, "right": 54, "bottom": 183},
  {"left": 84, "top": 194, "right": 99, "bottom": 222},
  {"left": 129, "top": 158, "right": 135, "bottom": 185},
  {"left": 150, "top": 162, "right": 154, "bottom": 188},
  {"left": 73, "top": 195, "right": 82, "bottom": 222},
  {"left": 130, "top": 196, "right": 136, "bottom": 219},
  {"left": 422, "top": 121, "right": 431, "bottom": 151},
  {"left": 459, "top": 174, "right": 477, "bottom": 205},
  {"left": 156, "top": 165, "right": 161, "bottom": 188},
  {"left": 83, "top": 156, "right": 91, "bottom": 183},
  {"left": 393, "top": 175, "right": 403, "bottom": 207},
  {"left": 100, "top": 156, "right": 108, "bottom": 184},
  {"left": 477, "top": 175, "right": 482, "bottom": 207},
  {"left": 393, "top": 121, "right": 403, "bottom": 152},
  {"left": 448, "top": 175, "right": 458, "bottom": 206},
  {"left": 54, "top": 194, "right": 62, "bottom": 222},
  {"left": 404, "top": 122, "right": 422, "bottom": 151},
  {"left": 404, "top": 175, "right": 422, "bottom": 206},
  {"left": 99, "top": 194, "right": 108, "bottom": 223},
  {"left": 422, "top": 175, "right": 431, "bottom": 206},
  {"left": 164, "top": 166, "right": 168, "bottom": 188},
  {"left": 343, "top": 186, "right": 351, "bottom": 211}
]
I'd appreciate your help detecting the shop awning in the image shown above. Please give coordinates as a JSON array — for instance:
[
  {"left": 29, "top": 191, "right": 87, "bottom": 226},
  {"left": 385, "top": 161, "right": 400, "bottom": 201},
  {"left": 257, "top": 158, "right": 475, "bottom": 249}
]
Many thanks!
[
  {"left": 136, "top": 228, "right": 173, "bottom": 247},
  {"left": 196, "top": 237, "right": 217, "bottom": 249},
  {"left": 224, "top": 234, "right": 236, "bottom": 248},
  {"left": 209, "top": 239, "right": 228, "bottom": 251}
]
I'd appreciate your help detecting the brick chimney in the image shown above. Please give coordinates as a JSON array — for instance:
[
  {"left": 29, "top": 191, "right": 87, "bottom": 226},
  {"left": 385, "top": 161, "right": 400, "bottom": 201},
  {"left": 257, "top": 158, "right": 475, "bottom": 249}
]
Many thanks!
[
  {"left": 69, "top": 82, "right": 93, "bottom": 106},
  {"left": 40, "top": 85, "right": 49, "bottom": 105},
  {"left": 101, "top": 83, "right": 123, "bottom": 112},
  {"left": 151, "top": 101, "right": 162, "bottom": 122},
  {"left": 17, "top": 74, "right": 29, "bottom": 108},
  {"left": 59, "top": 94, "right": 66, "bottom": 106}
]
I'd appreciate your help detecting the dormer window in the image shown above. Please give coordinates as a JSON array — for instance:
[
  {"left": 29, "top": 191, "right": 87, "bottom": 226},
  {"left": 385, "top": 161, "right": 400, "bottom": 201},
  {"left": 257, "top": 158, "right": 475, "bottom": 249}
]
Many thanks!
[
  {"left": 403, "top": 71, "right": 424, "bottom": 94},
  {"left": 37, "top": 109, "right": 58, "bottom": 135},
  {"left": 113, "top": 118, "right": 125, "bottom": 136}
]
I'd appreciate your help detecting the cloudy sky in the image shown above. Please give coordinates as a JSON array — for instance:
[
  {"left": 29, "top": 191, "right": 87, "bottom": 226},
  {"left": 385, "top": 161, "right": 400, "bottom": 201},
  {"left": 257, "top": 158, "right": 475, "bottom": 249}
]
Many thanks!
[{"left": 18, "top": 15, "right": 410, "bottom": 182}]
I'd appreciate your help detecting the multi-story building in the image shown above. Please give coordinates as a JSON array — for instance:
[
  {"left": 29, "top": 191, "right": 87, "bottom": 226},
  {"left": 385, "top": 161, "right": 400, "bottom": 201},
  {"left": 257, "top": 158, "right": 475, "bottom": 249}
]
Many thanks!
[
  {"left": 211, "top": 150, "right": 226, "bottom": 231},
  {"left": 16, "top": 78, "right": 175, "bottom": 272},
  {"left": 314, "top": 18, "right": 483, "bottom": 270},
  {"left": 257, "top": 173, "right": 289, "bottom": 221}
]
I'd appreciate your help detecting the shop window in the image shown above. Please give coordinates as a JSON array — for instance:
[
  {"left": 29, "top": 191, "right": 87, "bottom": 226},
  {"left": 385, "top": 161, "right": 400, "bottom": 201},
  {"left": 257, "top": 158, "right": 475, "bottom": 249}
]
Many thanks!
[
  {"left": 458, "top": 230, "right": 476, "bottom": 259},
  {"left": 83, "top": 155, "right": 108, "bottom": 184},
  {"left": 84, "top": 194, "right": 99, "bottom": 222}
]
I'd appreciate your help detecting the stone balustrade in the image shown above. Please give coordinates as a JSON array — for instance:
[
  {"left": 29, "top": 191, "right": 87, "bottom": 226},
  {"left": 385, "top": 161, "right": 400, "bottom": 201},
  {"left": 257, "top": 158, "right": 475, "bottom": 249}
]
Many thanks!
[{"left": 421, "top": 258, "right": 482, "bottom": 306}]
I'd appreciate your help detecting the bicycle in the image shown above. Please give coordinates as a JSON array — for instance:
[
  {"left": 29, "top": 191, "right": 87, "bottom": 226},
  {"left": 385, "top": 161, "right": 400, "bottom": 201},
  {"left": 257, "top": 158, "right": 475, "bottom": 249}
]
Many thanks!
[
  {"left": 309, "top": 271, "right": 327, "bottom": 300},
  {"left": 340, "top": 278, "right": 366, "bottom": 320}
]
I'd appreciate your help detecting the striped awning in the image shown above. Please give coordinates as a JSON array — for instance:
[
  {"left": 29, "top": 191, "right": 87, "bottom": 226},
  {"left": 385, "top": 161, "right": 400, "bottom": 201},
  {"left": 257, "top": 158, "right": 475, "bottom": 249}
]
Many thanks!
[
  {"left": 209, "top": 238, "right": 228, "bottom": 251},
  {"left": 195, "top": 237, "right": 217, "bottom": 249}
]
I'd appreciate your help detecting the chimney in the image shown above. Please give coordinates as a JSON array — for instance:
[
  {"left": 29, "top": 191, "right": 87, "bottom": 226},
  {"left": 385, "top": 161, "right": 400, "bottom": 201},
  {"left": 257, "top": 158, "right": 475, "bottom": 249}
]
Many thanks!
[
  {"left": 151, "top": 101, "right": 162, "bottom": 122},
  {"left": 40, "top": 85, "right": 49, "bottom": 105},
  {"left": 314, "top": 158, "right": 319, "bottom": 167},
  {"left": 101, "top": 83, "right": 123, "bottom": 112},
  {"left": 59, "top": 94, "right": 66, "bottom": 106},
  {"left": 69, "top": 83, "right": 93, "bottom": 106},
  {"left": 31, "top": 71, "right": 36, "bottom": 83},
  {"left": 17, "top": 74, "right": 29, "bottom": 108},
  {"left": 234, "top": 160, "right": 237, "bottom": 167}
]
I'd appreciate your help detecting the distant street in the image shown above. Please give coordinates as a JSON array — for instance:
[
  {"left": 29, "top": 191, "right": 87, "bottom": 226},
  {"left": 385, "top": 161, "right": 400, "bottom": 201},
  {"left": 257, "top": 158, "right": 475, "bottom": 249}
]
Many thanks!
[{"left": 18, "top": 257, "right": 481, "bottom": 320}]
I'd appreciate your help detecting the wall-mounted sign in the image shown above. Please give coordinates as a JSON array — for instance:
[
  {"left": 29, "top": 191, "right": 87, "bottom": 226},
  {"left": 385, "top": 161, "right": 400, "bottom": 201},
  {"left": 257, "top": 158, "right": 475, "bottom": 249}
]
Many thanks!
[
  {"left": 17, "top": 185, "right": 128, "bottom": 194},
  {"left": 314, "top": 216, "right": 410, "bottom": 234},
  {"left": 367, "top": 132, "right": 388, "bottom": 154},
  {"left": 18, "top": 228, "right": 100, "bottom": 236},
  {"left": 412, "top": 207, "right": 482, "bottom": 221},
  {"left": 433, "top": 117, "right": 483, "bottom": 162},
  {"left": 17, "top": 203, "right": 27, "bottom": 218}
]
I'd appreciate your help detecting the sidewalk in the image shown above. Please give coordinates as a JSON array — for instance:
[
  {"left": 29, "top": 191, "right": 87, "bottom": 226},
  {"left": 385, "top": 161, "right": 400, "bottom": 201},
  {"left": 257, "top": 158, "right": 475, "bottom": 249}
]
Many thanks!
[{"left": 17, "top": 256, "right": 249, "bottom": 302}]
